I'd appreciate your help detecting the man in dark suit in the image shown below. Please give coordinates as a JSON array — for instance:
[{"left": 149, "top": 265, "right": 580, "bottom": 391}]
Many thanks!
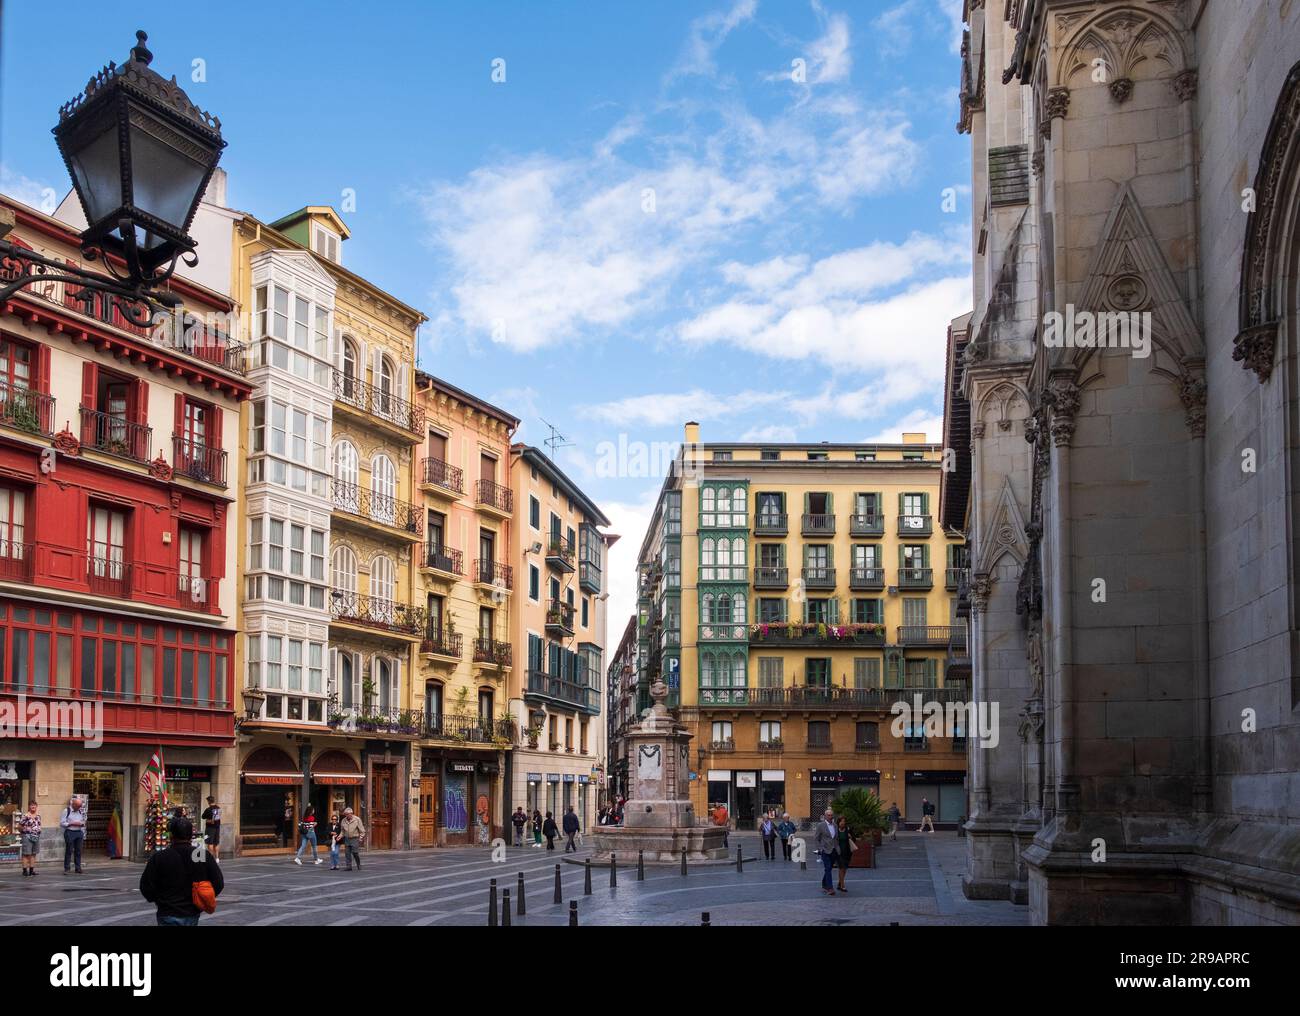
[{"left": 813, "top": 808, "right": 839, "bottom": 895}]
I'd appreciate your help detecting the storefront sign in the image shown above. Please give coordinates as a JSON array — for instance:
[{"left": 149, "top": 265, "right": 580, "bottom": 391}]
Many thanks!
[
  {"left": 761, "top": 770, "right": 785, "bottom": 782},
  {"left": 446, "top": 761, "right": 476, "bottom": 774},
  {"left": 810, "top": 769, "right": 881, "bottom": 787},
  {"left": 546, "top": 774, "right": 561, "bottom": 783},
  {"left": 165, "top": 765, "right": 212, "bottom": 782},
  {"left": 410, "top": 778, "right": 420, "bottom": 789},
  {"left": 527, "top": 772, "right": 543, "bottom": 782},
  {"left": 906, "top": 770, "right": 966, "bottom": 784},
  {"left": 688, "top": 771, "right": 698, "bottom": 781},
  {"left": 706, "top": 769, "right": 730, "bottom": 781},
  {"left": 735, "top": 772, "right": 757, "bottom": 788},
  {"left": 563, "top": 774, "right": 576, "bottom": 783},
  {"left": 577, "top": 775, "right": 589, "bottom": 784},
  {"left": 0, "top": 761, "right": 19, "bottom": 780},
  {"left": 242, "top": 773, "right": 301, "bottom": 785}
]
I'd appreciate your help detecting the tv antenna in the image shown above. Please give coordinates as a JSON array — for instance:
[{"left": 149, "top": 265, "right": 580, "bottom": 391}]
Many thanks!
[{"left": 540, "top": 418, "right": 573, "bottom": 460}]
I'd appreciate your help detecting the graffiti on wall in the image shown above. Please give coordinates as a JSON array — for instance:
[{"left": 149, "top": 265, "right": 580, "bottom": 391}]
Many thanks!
[{"left": 444, "top": 775, "right": 468, "bottom": 834}]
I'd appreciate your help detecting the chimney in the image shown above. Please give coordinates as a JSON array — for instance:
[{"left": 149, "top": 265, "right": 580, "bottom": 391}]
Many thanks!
[
  {"left": 902, "top": 432, "right": 926, "bottom": 444},
  {"left": 684, "top": 421, "right": 700, "bottom": 445}
]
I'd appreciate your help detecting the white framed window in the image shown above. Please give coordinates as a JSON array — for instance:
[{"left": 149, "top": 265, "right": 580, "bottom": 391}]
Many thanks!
[
  {"left": 370, "top": 453, "right": 396, "bottom": 524},
  {"left": 331, "top": 545, "right": 357, "bottom": 593},
  {"left": 312, "top": 224, "right": 341, "bottom": 263}
]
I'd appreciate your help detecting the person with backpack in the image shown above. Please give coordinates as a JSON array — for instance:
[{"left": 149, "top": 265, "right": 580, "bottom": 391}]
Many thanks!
[
  {"left": 59, "top": 795, "right": 87, "bottom": 874},
  {"left": 139, "top": 816, "right": 223, "bottom": 925},
  {"left": 293, "top": 805, "right": 321, "bottom": 865}
]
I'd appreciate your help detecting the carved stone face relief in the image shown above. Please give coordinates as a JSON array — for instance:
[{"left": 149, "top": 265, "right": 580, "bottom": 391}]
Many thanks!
[{"left": 1106, "top": 274, "right": 1148, "bottom": 310}]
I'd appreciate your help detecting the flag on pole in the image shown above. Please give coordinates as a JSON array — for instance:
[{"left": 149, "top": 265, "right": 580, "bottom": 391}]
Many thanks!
[{"left": 140, "top": 748, "right": 166, "bottom": 800}]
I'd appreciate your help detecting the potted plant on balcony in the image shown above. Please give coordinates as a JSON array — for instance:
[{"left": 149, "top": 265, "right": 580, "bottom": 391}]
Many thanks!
[
  {"left": 525, "top": 724, "right": 541, "bottom": 749},
  {"left": 831, "top": 787, "right": 884, "bottom": 868}
]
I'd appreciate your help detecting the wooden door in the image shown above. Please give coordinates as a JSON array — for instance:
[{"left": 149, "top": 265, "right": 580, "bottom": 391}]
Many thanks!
[
  {"left": 371, "top": 765, "right": 394, "bottom": 849},
  {"left": 418, "top": 774, "right": 438, "bottom": 847}
]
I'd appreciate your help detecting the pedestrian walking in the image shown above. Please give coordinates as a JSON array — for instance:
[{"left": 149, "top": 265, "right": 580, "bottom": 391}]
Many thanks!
[
  {"left": 200, "top": 796, "right": 222, "bottom": 862},
  {"left": 562, "top": 806, "right": 580, "bottom": 852},
  {"left": 512, "top": 806, "right": 528, "bottom": 847},
  {"left": 340, "top": 807, "right": 365, "bottom": 870},
  {"left": 326, "top": 812, "right": 343, "bottom": 870},
  {"left": 139, "top": 816, "right": 223, "bottom": 925},
  {"left": 813, "top": 808, "right": 839, "bottom": 896},
  {"left": 531, "top": 808, "right": 544, "bottom": 847},
  {"left": 835, "top": 816, "right": 856, "bottom": 893},
  {"left": 59, "top": 795, "right": 87, "bottom": 874},
  {"left": 887, "top": 802, "right": 902, "bottom": 840},
  {"left": 542, "top": 811, "right": 559, "bottom": 850},
  {"left": 293, "top": 805, "right": 321, "bottom": 865},
  {"left": 18, "top": 801, "right": 41, "bottom": 876},
  {"left": 920, "top": 797, "right": 936, "bottom": 833},
  {"left": 777, "top": 812, "right": 796, "bottom": 861},
  {"left": 760, "top": 814, "right": 777, "bottom": 860},
  {"left": 711, "top": 801, "right": 729, "bottom": 848}
]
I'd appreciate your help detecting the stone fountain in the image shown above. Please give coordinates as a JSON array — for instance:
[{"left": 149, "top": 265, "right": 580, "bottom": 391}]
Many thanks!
[{"left": 591, "top": 678, "right": 727, "bottom": 861}]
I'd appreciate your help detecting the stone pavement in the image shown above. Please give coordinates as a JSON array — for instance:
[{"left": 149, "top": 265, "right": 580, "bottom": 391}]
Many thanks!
[{"left": 0, "top": 830, "right": 1027, "bottom": 926}]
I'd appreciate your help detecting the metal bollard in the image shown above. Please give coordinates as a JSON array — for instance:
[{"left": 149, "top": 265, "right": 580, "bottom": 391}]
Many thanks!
[
  {"left": 890, "top": 921, "right": 899, "bottom": 926},
  {"left": 488, "top": 878, "right": 498, "bottom": 927},
  {"left": 637, "top": 850, "right": 645, "bottom": 881},
  {"left": 610, "top": 852, "right": 617, "bottom": 888},
  {"left": 736, "top": 845, "right": 743, "bottom": 873},
  {"left": 584, "top": 858, "right": 592, "bottom": 895},
  {"left": 701, "top": 911, "right": 710, "bottom": 927},
  {"left": 681, "top": 848, "right": 688, "bottom": 876},
  {"left": 568, "top": 900, "right": 578, "bottom": 926},
  {"left": 501, "top": 889, "right": 511, "bottom": 927},
  {"left": 517, "top": 872, "right": 526, "bottom": 915},
  {"left": 553, "top": 864, "right": 562, "bottom": 904}
]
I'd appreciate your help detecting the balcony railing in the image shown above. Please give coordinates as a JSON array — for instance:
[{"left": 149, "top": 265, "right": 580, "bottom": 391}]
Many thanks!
[
  {"left": 946, "top": 566, "right": 968, "bottom": 590},
  {"left": 326, "top": 700, "right": 424, "bottom": 737},
  {"left": 546, "top": 533, "right": 576, "bottom": 570},
  {"left": 425, "top": 711, "right": 514, "bottom": 743},
  {"left": 850, "top": 513, "right": 884, "bottom": 537},
  {"left": 898, "top": 625, "right": 957, "bottom": 646},
  {"left": 904, "top": 737, "right": 930, "bottom": 753},
  {"left": 898, "top": 514, "right": 933, "bottom": 536},
  {"left": 420, "top": 456, "right": 464, "bottom": 495},
  {"left": 80, "top": 407, "right": 150, "bottom": 463},
  {"left": 330, "top": 479, "right": 421, "bottom": 535},
  {"left": 0, "top": 542, "right": 34, "bottom": 583},
  {"left": 332, "top": 368, "right": 423, "bottom": 435},
  {"left": 473, "top": 636, "right": 512, "bottom": 667},
  {"left": 420, "top": 626, "right": 462, "bottom": 659},
  {"left": 801, "top": 566, "right": 836, "bottom": 589},
  {"left": 0, "top": 381, "right": 54, "bottom": 436},
  {"left": 420, "top": 543, "right": 463, "bottom": 576},
  {"left": 753, "top": 566, "right": 788, "bottom": 589},
  {"left": 801, "top": 513, "right": 836, "bottom": 536},
  {"left": 855, "top": 740, "right": 881, "bottom": 752},
  {"left": 696, "top": 685, "right": 970, "bottom": 709},
  {"left": 806, "top": 740, "right": 833, "bottom": 752},
  {"left": 546, "top": 599, "right": 576, "bottom": 634},
  {"left": 757, "top": 740, "right": 785, "bottom": 752},
  {"left": 708, "top": 740, "right": 735, "bottom": 753},
  {"left": 525, "top": 668, "right": 600, "bottom": 713},
  {"left": 755, "top": 513, "right": 788, "bottom": 535},
  {"left": 172, "top": 434, "right": 228, "bottom": 487},
  {"left": 475, "top": 559, "right": 513, "bottom": 589},
  {"left": 329, "top": 590, "right": 425, "bottom": 636},
  {"left": 897, "top": 567, "right": 934, "bottom": 590},
  {"left": 0, "top": 542, "right": 222, "bottom": 612},
  {"left": 849, "top": 566, "right": 885, "bottom": 590},
  {"left": 476, "top": 478, "right": 514, "bottom": 514},
  {"left": 748, "top": 622, "right": 884, "bottom": 647}
]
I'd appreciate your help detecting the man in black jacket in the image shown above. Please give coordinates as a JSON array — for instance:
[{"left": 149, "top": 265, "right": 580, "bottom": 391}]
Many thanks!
[
  {"left": 562, "top": 806, "right": 580, "bottom": 852},
  {"left": 139, "top": 817, "right": 224, "bottom": 925}
]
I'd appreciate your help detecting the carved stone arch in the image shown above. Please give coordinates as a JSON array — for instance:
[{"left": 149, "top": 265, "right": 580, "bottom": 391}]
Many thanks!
[
  {"left": 974, "top": 380, "right": 1032, "bottom": 436},
  {"left": 975, "top": 478, "right": 1029, "bottom": 577},
  {"left": 1054, "top": 6, "right": 1188, "bottom": 91},
  {"left": 1236, "top": 60, "right": 1300, "bottom": 383}
]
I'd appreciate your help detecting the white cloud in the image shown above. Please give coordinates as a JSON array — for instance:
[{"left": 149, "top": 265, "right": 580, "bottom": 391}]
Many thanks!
[
  {"left": 600, "top": 489, "right": 662, "bottom": 650},
  {"left": 873, "top": 0, "right": 918, "bottom": 57},
  {"left": 583, "top": 387, "right": 791, "bottom": 428},
  {"left": 1, "top": 165, "right": 59, "bottom": 214},
  {"left": 807, "top": 5, "right": 852, "bottom": 83},
  {"left": 862, "top": 408, "right": 945, "bottom": 444},
  {"left": 667, "top": 0, "right": 758, "bottom": 82},
  {"left": 935, "top": 0, "right": 966, "bottom": 55},
  {"left": 739, "top": 423, "right": 799, "bottom": 442}
]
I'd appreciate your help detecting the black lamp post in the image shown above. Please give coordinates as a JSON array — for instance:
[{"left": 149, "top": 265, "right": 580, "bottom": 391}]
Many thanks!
[{"left": 0, "top": 30, "right": 225, "bottom": 321}]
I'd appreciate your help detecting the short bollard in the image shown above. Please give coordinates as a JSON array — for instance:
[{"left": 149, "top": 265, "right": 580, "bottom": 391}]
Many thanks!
[
  {"left": 584, "top": 858, "right": 592, "bottom": 895},
  {"left": 890, "top": 921, "right": 900, "bottom": 927},
  {"left": 517, "top": 872, "right": 526, "bottom": 915},
  {"left": 637, "top": 850, "right": 645, "bottom": 881},
  {"left": 488, "top": 878, "right": 498, "bottom": 927},
  {"left": 501, "top": 889, "right": 511, "bottom": 927},
  {"left": 681, "top": 848, "right": 688, "bottom": 876},
  {"left": 736, "top": 845, "right": 743, "bottom": 873},
  {"left": 610, "top": 852, "right": 618, "bottom": 888},
  {"left": 553, "top": 864, "right": 562, "bottom": 904},
  {"left": 701, "top": 911, "right": 711, "bottom": 927},
  {"left": 568, "top": 900, "right": 578, "bottom": 926}
]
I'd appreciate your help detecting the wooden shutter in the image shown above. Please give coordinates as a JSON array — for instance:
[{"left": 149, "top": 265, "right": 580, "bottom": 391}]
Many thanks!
[
  {"left": 209, "top": 405, "right": 223, "bottom": 450},
  {"left": 828, "top": 598, "right": 839, "bottom": 624},
  {"left": 898, "top": 492, "right": 907, "bottom": 515},
  {"left": 174, "top": 394, "right": 185, "bottom": 441},
  {"left": 921, "top": 492, "right": 930, "bottom": 515},
  {"left": 825, "top": 492, "right": 833, "bottom": 514}
]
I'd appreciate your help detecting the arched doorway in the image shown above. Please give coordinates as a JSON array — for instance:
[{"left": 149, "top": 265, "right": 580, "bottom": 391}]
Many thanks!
[{"left": 239, "top": 746, "right": 303, "bottom": 853}]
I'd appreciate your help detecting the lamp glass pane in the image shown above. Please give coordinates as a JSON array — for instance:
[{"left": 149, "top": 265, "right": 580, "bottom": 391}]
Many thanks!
[
  {"left": 66, "top": 124, "right": 123, "bottom": 225},
  {"left": 128, "top": 125, "right": 208, "bottom": 236}
]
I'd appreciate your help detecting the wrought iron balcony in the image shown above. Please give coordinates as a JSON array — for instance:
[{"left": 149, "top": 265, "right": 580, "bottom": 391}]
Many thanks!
[
  {"left": 854, "top": 739, "right": 881, "bottom": 752},
  {"left": 898, "top": 514, "right": 933, "bottom": 536},
  {"left": 172, "top": 434, "right": 227, "bottom": 487},
  {"left": 329, "top": 590, "right": 426, "bottom": 636},
  {"left": 806, "top": 739, "right": 833, "bottom": 753},
  {"left": 0, "top": 542, "right": 34, "bottom": 583},
  {"left": 525, "top": 668, "right": 600, "bottom": 713},
  {"left": 419, "top": 543, "right": 463, "bottom": 576},
  {"left": 695, "top": 685, "right": 969, "bottom": 710},
  {"left": 898, "top": 625, "right": 957, "bottom": 647},
  {"left": 0, "top": 381, "right": 54, "bottom": 436},
  {"left": 476, "top": 478, "right": 514, "bottom": 514},
  {"left": 757, "top": 740, "right": 785, "bottom": 752},
  {"left": 897, "top": 567, "right": 934, "bottom": 590},
  {"left": 546, "top": 599, "right": 575, "bottom": 635},
  {"left": 420, "top": 625, "right": 462, "bottom": 659},
  {"left": 707, "top": 740, "right": 735, "bottom": 753},
  {"left": 331, "top": 478, "right": 421, "bottom": 535},
  {"left": 475, "top": 558, "right": 513, "bottom": 589},
  {"left": 801, "top": 566, "right": 836, "bottom": 589},
  {"left": 420, "top": 456, "right": 464, "bottom": 495},
  {"left": 546, "top": 532, "right": 576, "bottom": 572},
  {"left": 332, "top": 368, "right": 423, "bottom": 436},
  {"left": 747, "top": 622, "right": 884, "bottom": 647},
  {"left": 80, "top": 406, "right": 150, "bottom": 463},
  {"left": 850, "top": 513, "right": 884, "bottom": 537},
  {"left": 753, "top": 566, "right": 788, "bottom": 589},
  {"left": 849, "top": 566, "right": 884, "bottom": 590},
  {"left": 326, "top": 700, "right": 424, "bottom": 737},
  {"left": 755, "top": 512, "right": 788, "bottom": 535},
  {"left": 801, "top": 513, "right": 836, "bottom": 537},
  {"left": 946, "top": 566, "right": 968, "bottom": 590},
  {"left": 473, "top": 636, "right": 512, "bottom": 667},
  {"left": 425, "top": 710, "right": 514, "bottom": 743}
]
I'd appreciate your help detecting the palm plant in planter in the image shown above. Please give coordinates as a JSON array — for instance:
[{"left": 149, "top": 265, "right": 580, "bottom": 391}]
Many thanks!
[{"left": 831, "top": 787, "right": 886, "bottom": 868}]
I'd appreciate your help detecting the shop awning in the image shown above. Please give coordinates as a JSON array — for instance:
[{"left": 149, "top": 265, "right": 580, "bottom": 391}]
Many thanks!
[
  {"left": 311, "top": 750, "right": 363, "bottom": 786},
  {"left": 241, "top": 746, "right": 301, "bottom": 785}
]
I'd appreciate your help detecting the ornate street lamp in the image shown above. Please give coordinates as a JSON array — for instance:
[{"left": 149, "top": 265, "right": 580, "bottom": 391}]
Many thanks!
[{"left": 0, "top": 30, "right": 225, "bottom": 322}]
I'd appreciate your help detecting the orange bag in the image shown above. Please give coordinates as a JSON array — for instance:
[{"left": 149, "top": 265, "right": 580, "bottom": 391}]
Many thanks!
[{"left": 191, "top": 879, "right": 217, "bottom": 914}]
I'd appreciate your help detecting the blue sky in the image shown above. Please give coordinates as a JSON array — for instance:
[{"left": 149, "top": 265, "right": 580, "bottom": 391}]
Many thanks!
[{"left": 1, "top": 0, "right": 972, "bottom": 629}]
